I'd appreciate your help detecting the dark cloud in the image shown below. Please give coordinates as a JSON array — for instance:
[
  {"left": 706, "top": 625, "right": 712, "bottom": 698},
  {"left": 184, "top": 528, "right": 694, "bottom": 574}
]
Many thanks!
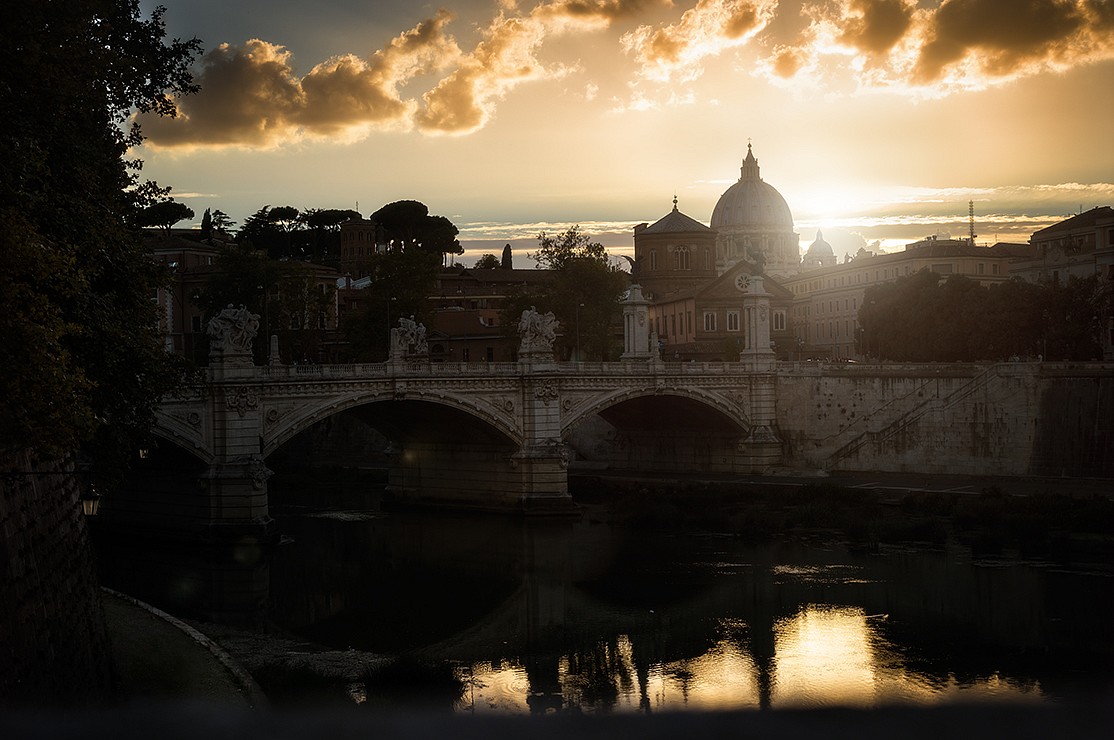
[
  {"left": 139, "top": 12, "right": 459, "bottom": 148},
  {"left": 836, "top": 0, "right": 915, "bottom": 55},
  {"left": 913, "top": 0, "right": 1113, "bottom": 83}
]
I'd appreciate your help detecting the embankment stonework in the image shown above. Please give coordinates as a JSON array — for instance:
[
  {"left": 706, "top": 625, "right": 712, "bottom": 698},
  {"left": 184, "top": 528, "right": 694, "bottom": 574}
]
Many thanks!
[{"left": 776, "top": 362, "right": 1113, "bottom": 478}]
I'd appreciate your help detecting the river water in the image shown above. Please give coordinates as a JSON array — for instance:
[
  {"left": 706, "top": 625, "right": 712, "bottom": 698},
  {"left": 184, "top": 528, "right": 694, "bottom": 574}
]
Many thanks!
[
  {"left": 96, "top": 484, "right": 1114, "bottom": 713},
  {"left": 263, "top": 490, "right": 1112, "bottom": 713}
]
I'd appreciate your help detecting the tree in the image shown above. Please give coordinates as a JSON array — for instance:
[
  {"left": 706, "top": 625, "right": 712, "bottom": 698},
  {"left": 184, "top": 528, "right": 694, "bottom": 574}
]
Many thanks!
[
  {"left": 858, "top": 270, "right": 1105, "bottom": 362},
  {"left": 211, "top": 209, "right": 236, "bottom": 233},
  {"left": 301, "top": 208, "right": 361, "bottom": 264},
  {"left": 501, "top": 244, "right": 513, "bottom": 269},
  {"left": 474, "top": 253, "right": 501, "bottom": 269},
  {"left": 501, "top": 226, "right": 627, "bottom": 360},
  {"left": 370, "top": 200, "right": 463, "bottom": 263},
  {"left": 200, "top": 208, "right": 213, "bottom": 239},
  {"left": 341, "top": 248, "right": 441, "bottom": 361},
  {"left": 1, "top": 0, "right": 199, "bottom": 703},
  {"left": 136, "top": 199, "right": 195, "bottom": 233}
]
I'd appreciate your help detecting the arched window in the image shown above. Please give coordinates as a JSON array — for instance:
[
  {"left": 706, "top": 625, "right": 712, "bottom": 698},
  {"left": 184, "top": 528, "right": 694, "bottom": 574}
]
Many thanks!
[
  {"left": 649, "top": 250, "right": 657, "bottom": 271},
  {"left": 675, "top": 246, "right": 690, "bottom": 270}
]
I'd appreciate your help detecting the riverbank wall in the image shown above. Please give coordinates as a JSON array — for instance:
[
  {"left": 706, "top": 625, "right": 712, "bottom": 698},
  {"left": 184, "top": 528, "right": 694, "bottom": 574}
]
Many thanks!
[{"left": 775, "top": 362, "right": 1113, "bottom": 478}]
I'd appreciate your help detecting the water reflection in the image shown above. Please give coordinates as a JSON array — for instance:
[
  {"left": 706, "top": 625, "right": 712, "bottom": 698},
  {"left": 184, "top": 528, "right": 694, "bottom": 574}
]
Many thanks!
[
  {"left": 95, "top": 488, "right": 1114, "bottom": 712},
  {"left": 455, "top": 605, "right": 1047, "bottom": 714}
]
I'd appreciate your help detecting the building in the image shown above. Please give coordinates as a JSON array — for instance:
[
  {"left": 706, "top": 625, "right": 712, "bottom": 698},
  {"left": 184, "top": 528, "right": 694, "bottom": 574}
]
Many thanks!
[
  {"left": 633, "top": 145, "right": 798, "bottom": 360},
  {"left": 711, "top": 144, "right": 800, "bottom": 279},
  {"left": 149, "top": 229, "right": 341, "bottom": 365},
  {"left": 781, "top": 237, "right": 1033, "bottom": 360},
  {"left": 1010, "top": 206, "right": 1114, "bottom": 285},
  {"left": 1009, "top": 206, "right": 1114, "bottom": 359},
  {"left": 632, "top": 197, "right": 717, "bottom": 302},
  {"left": 148, "top": 228, "right": 224, "bottom": 364},
  {"left": 425, "top": 267, "right": 554, "bottom": 362},
  {"left": 338, "top": 217, "right": 384, "bottom": 278},
  {"left": 648, "top": 261, "right": 793, "bottom": 361}
]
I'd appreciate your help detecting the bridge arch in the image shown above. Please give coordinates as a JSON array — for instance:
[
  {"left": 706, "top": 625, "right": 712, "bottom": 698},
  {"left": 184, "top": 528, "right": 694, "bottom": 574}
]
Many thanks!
[
  {"left": 263, "top": 390, "right": 523, "bottom": 459},
  {"left": 561, "top": 386, "right": 752, "bottom": 436},
  {"left": 151, "top": 411, "right": 214, "bottom": 464},
  {"left": 561, "top": 386, "right": 755, "bottom": 476}
]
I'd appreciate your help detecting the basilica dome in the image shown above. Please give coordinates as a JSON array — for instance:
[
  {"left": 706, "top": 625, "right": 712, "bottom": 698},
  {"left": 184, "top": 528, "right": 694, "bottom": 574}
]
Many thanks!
[
  {"left": 802, "top": 229, "right": 835, "bottom": 268},
  {"left": 710, "top": 144, "right": 794, "bottom": 232}
]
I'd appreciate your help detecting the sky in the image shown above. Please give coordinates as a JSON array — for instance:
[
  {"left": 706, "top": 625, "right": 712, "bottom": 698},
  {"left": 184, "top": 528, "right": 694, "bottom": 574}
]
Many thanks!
[{"left": 136, "top": 0, "right": 1114, "bottom": 262}]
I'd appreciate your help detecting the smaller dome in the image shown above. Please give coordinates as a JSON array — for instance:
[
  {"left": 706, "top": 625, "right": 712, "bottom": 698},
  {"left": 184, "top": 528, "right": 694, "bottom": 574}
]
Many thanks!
[{"left": 805, "top": 230, "right": 834, "bottom": 259}]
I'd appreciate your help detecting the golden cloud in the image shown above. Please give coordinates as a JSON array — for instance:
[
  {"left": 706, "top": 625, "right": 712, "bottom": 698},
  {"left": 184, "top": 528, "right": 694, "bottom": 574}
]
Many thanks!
[
  {"left": 139, "top": 12, "right": 461, "bottom": 148},
  {"left": 911, "top": 0, "right": 1114, "bottom": 84},
  {"left": 139, "top": 2, "right": 673, "bottom": 146},
  {"left": 836, "top": 0, "right": 915, "bottom": 56},
  {"left": 621, "top": 0, "right": 777, "bottom": 82},
  {"left": 762, "top": 0, "right": 1114, "bottom": 96}
]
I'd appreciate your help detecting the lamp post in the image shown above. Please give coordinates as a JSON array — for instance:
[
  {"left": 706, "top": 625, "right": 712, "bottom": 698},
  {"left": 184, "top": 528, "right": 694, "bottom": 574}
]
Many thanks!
[
  {"left": 385, "top": 296, "right": 397, "bottom": 359},
  {"left": 575, "top": 302, "right": 585, "bottom": 362}
]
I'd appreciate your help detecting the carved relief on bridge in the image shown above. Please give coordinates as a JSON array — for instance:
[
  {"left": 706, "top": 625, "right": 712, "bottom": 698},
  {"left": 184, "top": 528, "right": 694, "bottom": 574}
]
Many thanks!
[
  {"left": 225, "top": 387, "right": 260, "bottom": 417},
  {"left": 533, "top": 379, "right": 559, "bottom": 406}
]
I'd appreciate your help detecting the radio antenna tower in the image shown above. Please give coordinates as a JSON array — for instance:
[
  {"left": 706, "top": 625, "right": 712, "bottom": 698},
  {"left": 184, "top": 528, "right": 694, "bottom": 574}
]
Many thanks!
[{"left": 968, "top": 200, "right": 977, "bottom": 243}]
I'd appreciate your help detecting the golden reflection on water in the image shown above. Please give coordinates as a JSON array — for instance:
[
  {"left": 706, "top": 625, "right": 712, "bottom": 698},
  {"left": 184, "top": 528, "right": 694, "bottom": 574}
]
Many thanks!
[{"left": 459, "top": 604, "right": 1045, "bottom": 714}]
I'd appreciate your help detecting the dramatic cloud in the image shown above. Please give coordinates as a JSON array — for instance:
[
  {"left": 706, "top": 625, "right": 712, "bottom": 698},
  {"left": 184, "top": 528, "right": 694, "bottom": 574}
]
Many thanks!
[
  {"left": 416, "top": 1, "right": 673, "bottom": 134},
  {"left": 140, "top": 11, "right": 461, "bottom": 148},
  {"left": 835, "top": 0, "right": 914, "bottom": 56},
  {"left": 911, "top": 0, "right": 1114, "bottom": 85},
  {"left": 761, "top": 0, "right": 1114, "bottom": 96},
  {"left": 139, "top": 0, "right": 1114, "bottom": 148},
  {"left": 140, "top": 1, "right": 674, "bottom": 146},
  {"left": 621, "top": 0, "right": 777, "bottom": 82}
]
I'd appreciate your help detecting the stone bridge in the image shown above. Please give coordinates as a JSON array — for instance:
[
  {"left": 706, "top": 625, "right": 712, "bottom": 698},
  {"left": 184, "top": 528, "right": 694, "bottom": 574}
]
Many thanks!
[
  {"left": 135, "top": 286, "right": 785, "bottom": 538},
  {"left": 129, "top": 290, "right": 1113, "bottom": 543},
  {"left": 149, "top": 357, "right": 781, "bottom": 534}
]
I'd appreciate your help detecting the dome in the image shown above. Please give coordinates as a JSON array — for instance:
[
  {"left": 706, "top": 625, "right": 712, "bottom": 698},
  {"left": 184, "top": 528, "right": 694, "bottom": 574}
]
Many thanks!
[
  {"left": 805, "top": 230, "right": 834, "bottom": 259},
  {"left": 709, "top": 144, "right": 794, "bottom": 231}
]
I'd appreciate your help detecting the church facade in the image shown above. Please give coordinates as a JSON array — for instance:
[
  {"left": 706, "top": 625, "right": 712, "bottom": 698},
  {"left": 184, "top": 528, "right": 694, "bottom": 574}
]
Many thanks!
[{"left": 633, "top": 145, "right": 797, "bottom": 361}]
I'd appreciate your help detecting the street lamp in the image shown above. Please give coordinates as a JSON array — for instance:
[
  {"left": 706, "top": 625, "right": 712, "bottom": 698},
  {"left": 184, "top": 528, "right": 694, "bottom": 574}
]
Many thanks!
[{"left": 80, "top": 485, "right": 101, "bottom": 517}]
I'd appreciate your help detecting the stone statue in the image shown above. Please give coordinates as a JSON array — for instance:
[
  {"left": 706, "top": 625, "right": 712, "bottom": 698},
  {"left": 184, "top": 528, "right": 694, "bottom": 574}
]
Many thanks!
[
  {"left": 207, "top": 304, "right": 259, "bottom": 355},
  {"left": 518, "top": 307, "right": 558, "bottom": 355},
  {"left": 390, "top": 315, "right": 429, "bottom": 359}
]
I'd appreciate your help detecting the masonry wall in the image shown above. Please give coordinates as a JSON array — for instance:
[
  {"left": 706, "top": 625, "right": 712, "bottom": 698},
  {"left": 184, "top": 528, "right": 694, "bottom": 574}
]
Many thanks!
[
  {"left": 776, "top": 362, "right": 1114, "bottom": 478},
  {"left": 0, "top": 451, "right": 114, "bottom": 705}
]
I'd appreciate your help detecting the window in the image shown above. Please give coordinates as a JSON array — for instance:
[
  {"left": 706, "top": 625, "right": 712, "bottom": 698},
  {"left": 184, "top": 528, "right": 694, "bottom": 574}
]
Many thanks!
[
  {"left": 191, "top": 315, "right": 202, "bottom": 332},
  {"left": 992, "top": 264, "right": 1000, "bottom": 275},
  {"left": 671, "top": 314, "right": 677, "bottom": 337},
  {"left": 649, "top": 250, "right": 657, "bottom": 271},
  {"left": 772, "top": 311, "right": 786, "bottom": 331},
  {"left": 462, "top": 348, "right": 470, "bottom": 362},
  {"left": 727, "top": 310, "right": 740, "bottom": 331},
  {"left": 703, "top": 311, "right": 717, "bottom": 332},
  {"left": 675, "top": 246, "right": 690, "bottom": 270},
  {"left": 977, "top": 263, "right": 985, "bottom": 275},
  {"left": 704, "top": 248, "right": 711, "bottom": 270},
  {"left": 687, "top": 311, "right": 693, "bottom": 333},
  {"left": 485, "top": 347, "right": 494, "bottom": 362}
]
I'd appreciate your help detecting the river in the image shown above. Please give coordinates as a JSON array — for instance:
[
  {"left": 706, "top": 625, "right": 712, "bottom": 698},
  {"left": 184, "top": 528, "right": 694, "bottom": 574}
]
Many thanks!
[{"left": 96, "top": 482, "right": 1114, "bottom": 713}]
